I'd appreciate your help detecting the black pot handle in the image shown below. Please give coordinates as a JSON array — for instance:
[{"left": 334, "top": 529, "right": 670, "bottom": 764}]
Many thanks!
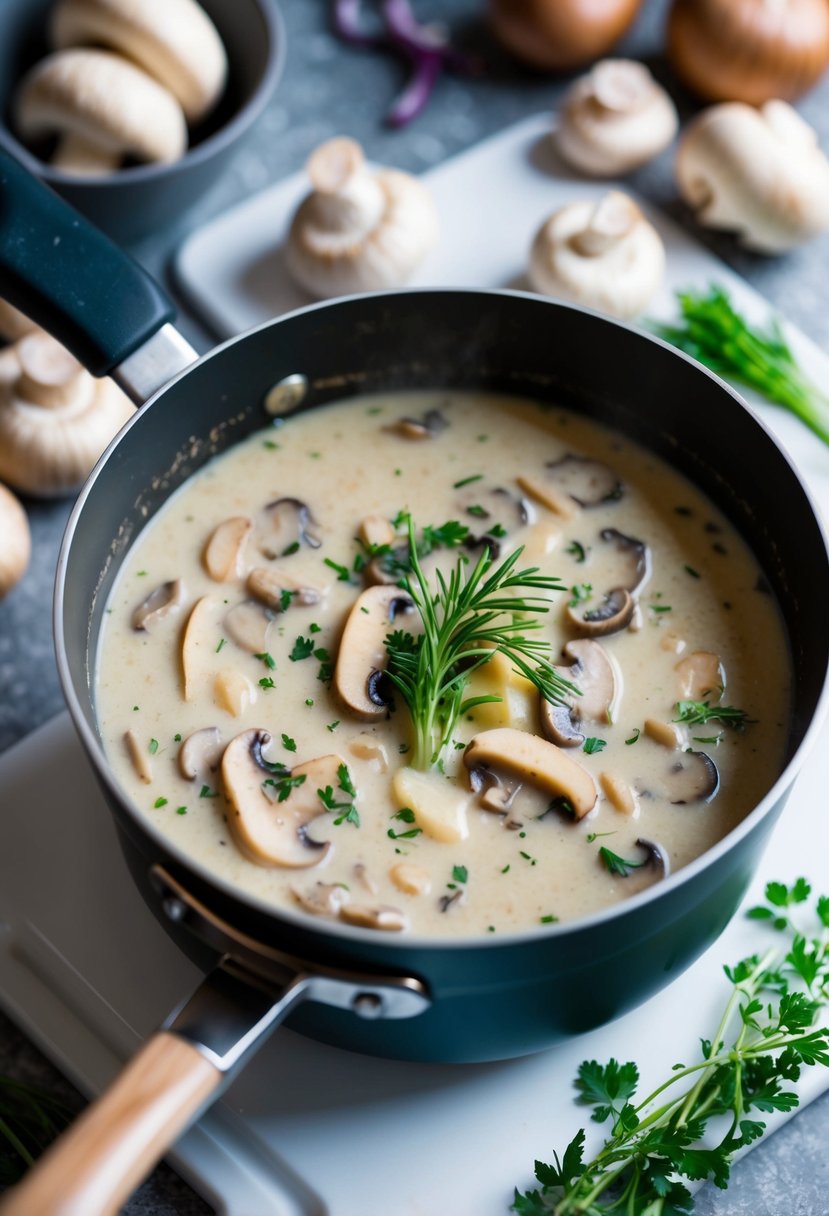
[{"left": 0, "top": 150, "right": 175, "bottom": 377}]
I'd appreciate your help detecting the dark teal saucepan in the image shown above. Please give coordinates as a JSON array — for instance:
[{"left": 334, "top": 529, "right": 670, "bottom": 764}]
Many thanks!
[{"left": 0, "top": 151, "right": 827, "bottom": 1216}]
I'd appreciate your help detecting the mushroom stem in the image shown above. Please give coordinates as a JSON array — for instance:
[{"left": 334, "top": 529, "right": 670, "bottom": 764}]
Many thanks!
[
  {"left": 570, "top": 192, "right": 640, "bottom": 256},
  {"left": 15, "top": 332, "right": 89, "bottom": 409},
  {"left": 52, "top": 131, "right": 121, "bottom": 176},
  {"left": 304, "top": 138, "right": 386, "bottom": 243}
]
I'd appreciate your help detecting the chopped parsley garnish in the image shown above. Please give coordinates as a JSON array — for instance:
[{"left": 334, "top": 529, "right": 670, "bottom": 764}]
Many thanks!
[
  {"left": 262, "top": 766, "right": 307, "bottom": 803},
  {"left": 567, "top": 540, "right": 588, "bottom": 563},
  {"left": 489, "top": 522, "right": 507, "bottom": 539},
  {"left": 625, "top": 727, "right": 641, "bottom": 745},
  {"left": 153, "top": 797, "right": 168, "bottom": 809},
  {"left": 540, "top": 914, "right": 559, "bottom": 924},
  {"left": 684, "top": 564, "right": 701, "bottom": 579},
  {"left": 282, "top": 541, "right": 300, "bottom": 556},
  {"left": 254, "top": 651, "right": 276, "bottom": 669},
  {"left": 148, "top": 738, "right": 159, "bottom": 755},
  {"left": 568, "top": 583, "right": 593, "bottom": 608},
  {"left": 175, "top": 806, "right": 187, "bottom": 816},
  {"left": 393, "top": 807, "right": 416, "bottom": 823},
  {"left": 651, "top": 604, "right": 673, "bottom": 614},
  {"left": 258, "top": 676, "right": 275, "bottom": 690},
  {"left": 199, "top": 785, "right": 218, "bottom": 798},
  {"left": 289, "top": 636, "right": 315, "bottom": 661},
  {"left": 309, "top": 622, "right": 322, "bottom": 633},
  {"left": 280, "top": 588, "right": 294, "bottom": 612},
  {"left": 326, "top": 720, "right": 340, "bottom": 732},
  {"left": 317, "top": 762, "right": 360, "bottom": 826},
  {"left": 215, "top": 638, "right": 226, "bottom": 653},
  {"left": 582, "top": 737, "right": 607, "bottom": 755},
  {"left": 281, "top": 733, "right": 297, "bottom": 752},
  {"left": 452, "top": 865, "right": 469, "bottom": 884},
  {"left": 173, "top": 733, "right": 182, "bottom": 742},
  {"left": 466, "top": 504, "right": 488, "bottom": 518},
  {"left": 453, "top": 474, "right": 483, "bottom": 488}
]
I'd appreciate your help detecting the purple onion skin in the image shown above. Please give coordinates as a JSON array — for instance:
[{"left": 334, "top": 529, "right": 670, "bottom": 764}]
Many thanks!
[{"left": 332, "top": 0, "right": 481, "bottom": 127}]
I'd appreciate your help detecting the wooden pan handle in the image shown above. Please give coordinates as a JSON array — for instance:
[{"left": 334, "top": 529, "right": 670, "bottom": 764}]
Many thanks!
[{"left": 0, "top": 1031, "right": 222, "bottom": 1216}]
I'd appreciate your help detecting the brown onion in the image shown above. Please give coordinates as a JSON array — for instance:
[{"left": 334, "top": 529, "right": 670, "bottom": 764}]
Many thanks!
[
  {"left": 667, "top": 0, "right": 829, "bottom": 105},
  {"left": 489, "top": 0, "right": 642, "bottom": 72}
]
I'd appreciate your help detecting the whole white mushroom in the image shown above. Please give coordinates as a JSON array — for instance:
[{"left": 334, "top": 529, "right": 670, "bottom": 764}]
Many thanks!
[
  {"left": 14, "top": 48, "right": 187, "bottom": 176},
  {"left": 285, "top": 137, "right": 439, "bottom": 300},
  {"left": 528, "top": 191, "right": 665, "bottom": 319},
  {"left": 676, "top": 100, "right": 829, "bottom": 253},
  {"left": 556, "top": 59, "right": 679, "bottom": 177}
]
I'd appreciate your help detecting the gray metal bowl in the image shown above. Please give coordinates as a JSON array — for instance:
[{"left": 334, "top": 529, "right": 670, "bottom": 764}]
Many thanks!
[{"left": 0, "top": 0, "right": 285, "bottom": 242}]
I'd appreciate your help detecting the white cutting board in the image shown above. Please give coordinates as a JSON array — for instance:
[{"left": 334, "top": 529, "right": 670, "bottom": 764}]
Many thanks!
[
  {"left": 175, "top": 112, "right": 829, "bottom": 510},
  {"left": 1, "top": 114, "right": 828, "bottom": 1216}
]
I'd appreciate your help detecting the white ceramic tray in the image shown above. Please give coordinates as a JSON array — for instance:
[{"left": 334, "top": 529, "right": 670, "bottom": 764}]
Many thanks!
[{"left": 1, "top": 114, "right": 828, "bottom": 1215}]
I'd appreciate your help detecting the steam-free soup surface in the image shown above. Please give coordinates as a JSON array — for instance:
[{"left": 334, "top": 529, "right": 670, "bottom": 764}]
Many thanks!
[{"left": 96, "top": 392, "right": 791, "bottom": 937}]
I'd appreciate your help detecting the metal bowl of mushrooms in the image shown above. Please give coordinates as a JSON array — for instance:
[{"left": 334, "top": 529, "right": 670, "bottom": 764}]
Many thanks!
[{"left": 0, "top": 0, "right": 285, "bottom": 242}]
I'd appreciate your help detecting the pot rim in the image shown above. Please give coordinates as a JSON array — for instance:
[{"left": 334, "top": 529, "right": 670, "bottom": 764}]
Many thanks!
[{"left": 54, "top": 286, "right": 829, "bottom": 954}]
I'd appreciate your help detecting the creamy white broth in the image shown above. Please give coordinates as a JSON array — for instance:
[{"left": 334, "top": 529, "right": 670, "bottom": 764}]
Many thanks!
[{"left": 96, "top": 391, "right": 791, "bottom": 937}]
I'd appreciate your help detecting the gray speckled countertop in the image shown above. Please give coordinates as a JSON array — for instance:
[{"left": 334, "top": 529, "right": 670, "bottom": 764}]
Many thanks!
[{"left": 1, "top": 1, "right": 828, "bottom": 1212}]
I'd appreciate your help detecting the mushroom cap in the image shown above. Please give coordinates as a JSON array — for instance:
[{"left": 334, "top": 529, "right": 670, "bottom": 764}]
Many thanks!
[
  {"left": 675, "top": 100, "right": 829, "bottom": 252},
  {"left": 334, "top": 583, "right": 414, "bottom": 721},
  {"left": 463, "top": 727, "right": 597, "bottom": 820},
  {"left": 528, "top": 191, "right": 665, "bottom": 320},
  {"left": 14, "top": 48, "right": 187, "bottom": 169},
  {"left": 0, "top": 482, "right": 31, "bottom": 600},
  {"left": 0, "top": 333, "right": 134, "bottom": 496},
  {"left": 51, "top": 0, "right": 228, "bottom": 123},
  {"left": 221, "top": 730, "right": 337, "bottom": 868},
  {"left": 556, "top": 59, "right": 679, "bottom": 176},
  {"left": 286, "top": 137, "right": 440, "bottom": 299}
]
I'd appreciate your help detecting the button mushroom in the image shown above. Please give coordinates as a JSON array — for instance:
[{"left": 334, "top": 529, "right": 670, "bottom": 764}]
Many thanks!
[
  {"left": 0, "top": 333, "right": 133, "bottom": 496},
  {"left": 178, "top": 727, "right": 224, "bottom": 781},
  {"left": 123, "top": 729, "right": 152, "bottom": 784},
  {"left": 339, "top": 904, "right": 408, "bottom": 932},
  {"left": 528, "top": 192, "right": 665, "bottom": 320},
  {"left": 676, "top": 100, "right": 829, "bottom": 252},
  {"left": 258, "top": 498, "right": 321, "bottom": 558},
  {"left": 567, "top": 586, "right": 635, "bottom": 637},
  {"left": 214, "top": 670, "right": 256, "bottom": 718},
  {"left": 51, "top": 0, "right": 228, "bottom": 124},
  {"left": 203, "top": 517, "right": 251, "bottom": 582},
  {"left": 598, "top": 528, "right": 651, "bottom": 595},
  {"left": 542, "top": 639, "right": 621, "bottom": 747},
  {"left": 224, "top": 600, "right": 273, "bottom": 654},
  {"left": 221, "top": 729, "right": 339, "bottom": 868},
  {"left": 0, "top": 299, "right": 39, "bottom": 343},
  {"left": 463, "top": 727, "right": 597, "bottom": 820},
  {"left": 387, "top": 407, "right": 448, "bottom": 440},
  {"left": 600, "top": 771, "right": 639, "bottom": 816},
  {"left": 636, "top": 837, "right": 671, "bottom": 879},
  {"left": 291, "top": 882, "right": 350, "bottom": 917},
  {"left": 556, "top": 59, "right": 679, "bottom": 177},
  {"left": 0, "top": 483, "right": 30, "bottom": 600},
  {"left": 131, "top": 579, "right": 185, "bottom": 631},
  {"left": 644, "top": 718, "right": 685, "bottom": 749},
  {"left": 14, "top": 49, "right": 187, "bottom": 176},
  {"left": 525, "top": 454, "right": 623, "bottom": 512},
  {"left": 389, "top": 862, "right": 431, "bottom": 896},
  {"left": 661, "top": 750, "right": 720, "bottom": 805},
  {"left": 246, "top": 567, "right": 322, "bottom": 611},
  {"left": 334, "top": 584, "right": 414, "bottom": 720},
  {"left": 285, "top": 137, "right": 439, "bottom": 299}
]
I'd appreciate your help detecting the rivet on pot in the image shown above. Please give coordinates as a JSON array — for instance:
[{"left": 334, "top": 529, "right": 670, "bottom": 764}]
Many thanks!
[
  {"left": 162, "top": 896, "right": 187, "bottom": 922},
  {"left": 352, "top": 991, "right": 384, "bottom": 1018},
  {"left": 264, "top": 373, "right": 309, "bottom": 416}
]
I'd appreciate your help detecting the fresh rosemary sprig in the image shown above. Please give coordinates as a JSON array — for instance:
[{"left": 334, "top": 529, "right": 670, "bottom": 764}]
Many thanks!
[
  {"left": 653, "top": 285, "right": 829, "bottom": 447},
  {"left": 512, "top": 878, "right": 829, "bottom": 1216},
  {"left": 384, "top": 516, "right": 574, "bottom": 770},
  {"left": 673, "top": 700, "right": 751, "bottom": 730}
]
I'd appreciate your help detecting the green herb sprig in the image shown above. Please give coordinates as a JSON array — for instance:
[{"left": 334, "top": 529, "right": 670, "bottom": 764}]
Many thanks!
[
  {"left": 674, "top": 700, "right": 751, "bottom": 730},
  {"left": 384, "top": 516, "right": 574, "bottom": 770},
  {"left": 654, "top": 286, "right": 829, "bottom": 447},
  {"left": 512, "top": 877, "right": 829, "bottom": 1215}
]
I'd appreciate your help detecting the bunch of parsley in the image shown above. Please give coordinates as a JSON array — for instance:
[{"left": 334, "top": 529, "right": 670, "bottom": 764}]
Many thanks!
[{"left": 513, "top": 879, "right": 829, "bottom": 1215}]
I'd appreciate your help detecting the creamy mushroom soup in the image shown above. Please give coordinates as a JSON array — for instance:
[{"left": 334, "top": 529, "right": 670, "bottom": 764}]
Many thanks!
[{"left": 96, "top": 391, "right": 791, "bottom": 937}]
